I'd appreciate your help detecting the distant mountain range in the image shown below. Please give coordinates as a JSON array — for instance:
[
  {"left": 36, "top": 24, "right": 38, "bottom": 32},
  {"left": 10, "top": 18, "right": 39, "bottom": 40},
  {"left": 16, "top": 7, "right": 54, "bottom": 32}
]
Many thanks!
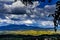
[{"left": 0, "top": 24, "right": 54, "bottom": 31}]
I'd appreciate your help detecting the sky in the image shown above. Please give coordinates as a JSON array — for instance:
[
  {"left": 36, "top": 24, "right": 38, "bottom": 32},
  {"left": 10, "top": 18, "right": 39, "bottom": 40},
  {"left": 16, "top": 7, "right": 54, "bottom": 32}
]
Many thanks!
[
  {"left": 0, "top": 0, "right": 59, "bottom": 30},
  {"left": 0, "top": 0, "right": 57, "bottom": 7},
  {"left": 39, "top": 0, "right": 57, "bottom": 7},
  {"left": 0, "top": 0, "right": 14, "bottom": 1}
]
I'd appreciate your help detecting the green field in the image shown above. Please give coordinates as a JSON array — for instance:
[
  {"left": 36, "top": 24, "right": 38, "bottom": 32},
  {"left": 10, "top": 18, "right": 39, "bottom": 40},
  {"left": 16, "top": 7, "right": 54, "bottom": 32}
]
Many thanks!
[
  {"left": 0, "top": 30, "right": 60, "bottom": 36},
  {"left": 0, "top": 30, "right": 60, "bottom": 40}
]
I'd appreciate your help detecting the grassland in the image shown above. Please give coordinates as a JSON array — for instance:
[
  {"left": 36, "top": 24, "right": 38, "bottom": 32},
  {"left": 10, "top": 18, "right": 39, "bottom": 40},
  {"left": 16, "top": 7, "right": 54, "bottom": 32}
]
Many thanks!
[{"left": 1, "top": 30, "right": 60, "bottom": 36}]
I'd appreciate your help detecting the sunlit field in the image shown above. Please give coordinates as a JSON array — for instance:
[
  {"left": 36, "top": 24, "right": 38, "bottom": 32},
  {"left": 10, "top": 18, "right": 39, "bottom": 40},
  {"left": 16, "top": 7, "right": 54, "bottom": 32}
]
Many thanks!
[
  {"left": 0, "top": 30, "right": 60, "bottom": 36},
  {"left": 0, "top": 30, "right": 60, "bottom": 40}
]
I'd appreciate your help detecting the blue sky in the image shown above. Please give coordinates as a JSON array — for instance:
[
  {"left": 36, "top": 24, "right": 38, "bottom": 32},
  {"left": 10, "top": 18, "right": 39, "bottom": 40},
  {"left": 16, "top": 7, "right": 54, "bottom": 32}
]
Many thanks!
[
  {"left": 38, "top": 0, "right": 57, "bottom": 8},
  {"left": 0, "top": 0, "right": 57, "bottom": 8}
]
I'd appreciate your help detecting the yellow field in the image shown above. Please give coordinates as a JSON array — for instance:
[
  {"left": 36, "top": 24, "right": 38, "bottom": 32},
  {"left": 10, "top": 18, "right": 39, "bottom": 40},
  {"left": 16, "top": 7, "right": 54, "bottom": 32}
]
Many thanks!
[{"left": 3, "top": 30, "right": 60, "bottom": 36}]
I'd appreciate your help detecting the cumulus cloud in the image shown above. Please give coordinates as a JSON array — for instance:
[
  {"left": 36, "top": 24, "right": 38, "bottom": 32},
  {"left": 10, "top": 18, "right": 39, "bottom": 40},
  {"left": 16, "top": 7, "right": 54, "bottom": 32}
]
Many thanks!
[
  {"left": 3, "top": 1, "right": 40, "bottom": 14},
  {"left": 40, "top": 21, "right": 54, "bottom": 28},
  {"left": 0, "top": 18, "right": 54, "bottom": 28},
  {"left": 4, "top": 1, "right": 26, "bottom": 14},
  {"left": 44, "top": 5, "right": 56, "bottom": 14},
  {"left": 2, "top": 1, "right": 56, "bottom": 16},
  {"left": 0, "top": 0, "right": 56, "bottom": 28},
  {"left": 0, "top": 18, "right": 35, "bottom": 26}
]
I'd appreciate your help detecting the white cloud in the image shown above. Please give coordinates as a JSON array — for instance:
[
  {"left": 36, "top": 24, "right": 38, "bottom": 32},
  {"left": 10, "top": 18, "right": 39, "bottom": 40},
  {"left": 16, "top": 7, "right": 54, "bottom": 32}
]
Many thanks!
[
  {"left": 44, "top": 5, "right": 56, "bottom": 14},
  {"left": 31, "top": 1, "right": 40, "bottom": 8},
  {"left": 4, "top": 1, "right": 25, "bottom": 13},
  {"left": 12, "top": 1, "right": 25, "bottom": 8},
  {"left": 45, "top": 5, "right": 56, "bottom": 9},
  {"left": 41, "top": 21, "right": 54, "bottom": 27},
  {"left": 0, "top": 18, "right": 55, "bottom": 28},
  {"left": 3, "top": 1, "right": 40, "bottom": 15},
  {"left": 0, "top": 18, "right": 34, "bottom": 26},
  {"left": 23, "top": 20, "right": 33, "bottom": 24}
]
